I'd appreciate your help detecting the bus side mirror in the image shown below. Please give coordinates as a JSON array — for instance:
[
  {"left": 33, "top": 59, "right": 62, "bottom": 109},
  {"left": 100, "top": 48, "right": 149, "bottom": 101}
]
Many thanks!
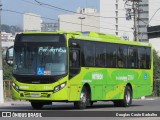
[{"left": 6, "top": 46, "right": 13, "bottom": 66}]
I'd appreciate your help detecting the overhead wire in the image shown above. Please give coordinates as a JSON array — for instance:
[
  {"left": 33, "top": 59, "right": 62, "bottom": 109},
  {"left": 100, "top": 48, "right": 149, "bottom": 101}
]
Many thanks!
[
  {"left": 3, "top": 9, "right": 133, "bottom": 33},
  {"left": 18, "top": 0, "right": 133, "bottom": 29},
  {"left": 33, "top": 0, "right": 126, "bottom": 19}
]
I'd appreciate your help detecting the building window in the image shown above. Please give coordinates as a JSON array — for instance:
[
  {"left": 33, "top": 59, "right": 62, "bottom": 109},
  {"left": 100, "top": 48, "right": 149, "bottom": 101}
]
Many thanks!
[
  {"left": 115, "top": 4, "right": 118, "bottom": 9},
  {"left": 115, "top": 11, "right": 118, "bottom": 17},
  {"left": 115, "top": 32, "right": 118, "bottom": 35},
  {"left": 115, "top": 18, "right": 118, "bottom": 24},
  {"left": 116, "top": 25, "right": 118, "bottom": 31}
]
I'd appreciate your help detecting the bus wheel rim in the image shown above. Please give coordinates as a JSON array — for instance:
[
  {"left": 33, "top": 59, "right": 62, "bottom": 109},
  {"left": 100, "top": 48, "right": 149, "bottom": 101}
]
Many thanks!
[
  {"left": 126, "top": 91, "right": 131, "bottom": 104},
  {"left": 81, "top": 92, "right": 86, "bottom": 103}
]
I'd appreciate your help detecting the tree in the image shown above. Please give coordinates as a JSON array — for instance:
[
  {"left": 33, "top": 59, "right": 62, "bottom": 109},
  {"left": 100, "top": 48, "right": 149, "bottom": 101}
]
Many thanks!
[
  {"left": 3, "top": 60, "right": 13, "bottom": 81},
  {"left": 1, "top": 24, "right": 22, "bottom": 34},
  {"left": 153, "top": 49, "right": 160, "bottom": 79}
]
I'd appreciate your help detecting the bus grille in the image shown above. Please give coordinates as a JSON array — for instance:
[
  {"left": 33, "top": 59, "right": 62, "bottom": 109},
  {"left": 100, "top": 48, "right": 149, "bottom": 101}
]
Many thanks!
[{"left": 23, "top": 92, "right": 51, "bottom": 98}]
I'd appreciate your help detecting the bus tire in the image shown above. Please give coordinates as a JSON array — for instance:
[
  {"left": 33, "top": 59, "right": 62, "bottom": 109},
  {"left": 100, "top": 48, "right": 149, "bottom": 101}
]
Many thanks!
[
  {"left": 121, "top": 85, "right": 132, "bottom": 107},
  {"left": 31, "top": 102, "right": 44, "bottom": 109},
  {"left": 74, "top": 87, "right": 88, "bottom": 109}
]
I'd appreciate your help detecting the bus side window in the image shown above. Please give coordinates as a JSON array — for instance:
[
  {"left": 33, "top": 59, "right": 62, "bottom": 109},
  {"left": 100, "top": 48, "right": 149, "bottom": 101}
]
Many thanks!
[
  {"left": 106, "top": 43, "right": 117, "bottom": 68},
  {"left": 117, "top": 45, "right": 127, "bottom": 68},
  {"left": 146, "top": 47, "right": 151, "bottom": 69},
  {"left": 138, "top": 47, "right": 146, "bottom": 69},
  {"left": 128, "top": 47, "right": 137, "bottom": 68},
  {"left": 84, "top": 42, "right": 95, "bottom": 67}
]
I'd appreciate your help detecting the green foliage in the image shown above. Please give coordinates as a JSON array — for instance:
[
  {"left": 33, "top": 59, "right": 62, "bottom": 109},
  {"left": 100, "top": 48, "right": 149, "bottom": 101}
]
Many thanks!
[
  {"left": 153, "top": 80, "right": 160, "bottom": 96},
  {"left": 153, "top": 49, "right": 160, "bottom": 79},
  {"left": 2, "top": 24, "right": 22, "bottom": 34},
  {"left": 3, "top": 60, "right": 13, "bottom": 80}
]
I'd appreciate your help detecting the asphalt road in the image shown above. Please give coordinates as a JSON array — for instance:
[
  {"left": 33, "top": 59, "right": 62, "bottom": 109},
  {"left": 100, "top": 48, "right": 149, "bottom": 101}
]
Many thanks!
[
  {"left": 0, "top": 98, "right": 160, "bottom": 119},
  {"left": 0, "top": 98, "right": 160, "bottom": 111}
]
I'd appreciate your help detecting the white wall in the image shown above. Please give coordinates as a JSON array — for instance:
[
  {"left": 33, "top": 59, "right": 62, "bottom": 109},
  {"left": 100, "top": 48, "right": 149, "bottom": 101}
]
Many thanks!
[
  {"left": 100, "top": 0, "right": 134, "bottom": 41},
  {"left": 58, "top": 13, "right": 100, "bottom": 32},
  {"left": 23, "top": 13, "right": 41, "bottom": 32}
]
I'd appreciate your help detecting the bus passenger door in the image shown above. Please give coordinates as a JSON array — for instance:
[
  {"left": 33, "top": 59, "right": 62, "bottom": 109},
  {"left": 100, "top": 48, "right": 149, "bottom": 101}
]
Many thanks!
[
  {"left": 69, "top": 48, "right": 81, "bottom": 79},
  {"left": 68, "top": 47, "right": 81, "bottom": 101}
]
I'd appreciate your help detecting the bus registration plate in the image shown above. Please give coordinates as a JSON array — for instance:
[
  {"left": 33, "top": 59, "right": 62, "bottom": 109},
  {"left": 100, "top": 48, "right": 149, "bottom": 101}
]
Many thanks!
[{"left": 30, "top": 94, "right": 40, "bottom": 98}]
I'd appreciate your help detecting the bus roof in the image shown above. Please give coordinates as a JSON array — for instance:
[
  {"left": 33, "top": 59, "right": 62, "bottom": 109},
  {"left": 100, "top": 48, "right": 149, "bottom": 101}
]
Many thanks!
[
  {"left": 71, "top": 32, "right": 151, "bottom": 47},
  {"left": 22, "top": 31, "right": 151, "bottom": 47}
]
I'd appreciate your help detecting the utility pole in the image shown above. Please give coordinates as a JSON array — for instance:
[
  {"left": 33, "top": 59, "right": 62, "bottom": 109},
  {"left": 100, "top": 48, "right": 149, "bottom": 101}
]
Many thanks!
[
  {"left": 133, "top": 0, "right": 138, "bottom": 41},
  {"left": 125, "top": 0, "right": 139, "bottom": 41},
  {"left": 78, "top": 16, "right": 85, "bottom": 32},
  {"left": 0, "top": 0, "right": 4, "bottom": 103}
]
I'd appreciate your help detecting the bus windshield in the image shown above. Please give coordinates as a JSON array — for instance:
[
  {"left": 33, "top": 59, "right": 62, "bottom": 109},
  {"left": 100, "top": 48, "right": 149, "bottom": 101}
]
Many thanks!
[{"left": 13, "top": 45, "right": 67, "bottom": 76}]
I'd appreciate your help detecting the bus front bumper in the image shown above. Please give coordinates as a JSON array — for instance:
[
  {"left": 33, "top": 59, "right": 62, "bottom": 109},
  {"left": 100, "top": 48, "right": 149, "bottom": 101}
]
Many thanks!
[{"left": 12, "top": 86, "right": 68, "bottom": 101}]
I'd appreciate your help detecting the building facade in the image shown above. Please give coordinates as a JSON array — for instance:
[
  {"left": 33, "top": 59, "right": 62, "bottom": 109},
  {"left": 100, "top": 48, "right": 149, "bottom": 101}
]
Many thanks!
[
  {"left": 100, "top": 0, "right": 134, "bottom": 41},
  {"left": 1, "top": 32, "right": 15, "bottom": 48},
  {"left": 100, "top": 0, "right": 150, "bottom": 42},
  {"left": 138, "top": 0, "right": 149, "bottom": 42},
  {"left": 58, "top": 8, "right": 100, "bottom": 32},
  {"left": 41, "top": 22, "right": 59, "bottom": 32},
  {"left": 23, "top": 13, "right": 42, "bottom": 32}
]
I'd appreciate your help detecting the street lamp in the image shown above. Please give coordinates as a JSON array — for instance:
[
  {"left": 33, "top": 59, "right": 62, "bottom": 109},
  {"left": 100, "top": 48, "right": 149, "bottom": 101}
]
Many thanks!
[
  {"left": 149, "top": 8, "right": 160, "bottom": 25},
  {"left": 78, "top": 16, "right": 85, "bottom": 32},
  {"left": 140, "top": 7, "right": 160, "bottom": 40}
]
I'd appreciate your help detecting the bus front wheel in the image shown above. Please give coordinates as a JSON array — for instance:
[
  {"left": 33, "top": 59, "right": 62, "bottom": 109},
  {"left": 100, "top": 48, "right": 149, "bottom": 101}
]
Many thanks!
[{"left": 74, "top": 87, "right": 88, "bottom": 109}]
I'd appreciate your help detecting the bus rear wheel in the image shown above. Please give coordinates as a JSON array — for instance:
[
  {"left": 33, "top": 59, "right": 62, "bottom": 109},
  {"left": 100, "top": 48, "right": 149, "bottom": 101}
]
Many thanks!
[
  {"left": 74, "top": 87, "right": 88, "bottom": 109},
  {"left": 114, "top": 85, "right": 132, "bottom": 107},
  {"left": 31, "top": 102, "right": 44, "bottom": 109},
  {"left": 122, "top": 85, "right": 132, "bottom": 107}
]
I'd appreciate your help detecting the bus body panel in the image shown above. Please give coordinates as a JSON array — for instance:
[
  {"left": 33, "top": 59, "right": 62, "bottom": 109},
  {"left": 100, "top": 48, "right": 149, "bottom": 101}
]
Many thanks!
[{"left": 68, "top": 68, "right": 153, "bottom": 101}]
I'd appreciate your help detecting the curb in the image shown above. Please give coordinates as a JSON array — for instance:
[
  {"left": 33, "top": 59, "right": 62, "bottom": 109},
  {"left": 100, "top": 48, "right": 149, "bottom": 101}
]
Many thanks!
[{"left": 0, "top": 101, "right": 30, "bottom": 107}]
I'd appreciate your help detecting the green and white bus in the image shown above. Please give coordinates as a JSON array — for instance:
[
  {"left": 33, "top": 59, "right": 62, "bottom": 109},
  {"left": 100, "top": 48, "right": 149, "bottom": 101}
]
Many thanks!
[{"left": 6, "top": 31, "right": 153, "bottom": 109}]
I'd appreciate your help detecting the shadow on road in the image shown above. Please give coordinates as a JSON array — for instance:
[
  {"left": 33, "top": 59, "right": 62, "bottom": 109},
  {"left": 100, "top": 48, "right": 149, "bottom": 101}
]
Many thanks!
[{"left": 0, "top": 103, "right": 144, "bottom": 111}]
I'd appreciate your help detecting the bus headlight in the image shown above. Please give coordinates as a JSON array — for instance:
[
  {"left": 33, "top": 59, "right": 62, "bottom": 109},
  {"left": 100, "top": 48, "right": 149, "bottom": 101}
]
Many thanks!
[
  {"left": 54, "top": 82, "right": 66, "bottom": 93},
  {"left": 12, "top": 83, "right": 19, "bottom": 92}
]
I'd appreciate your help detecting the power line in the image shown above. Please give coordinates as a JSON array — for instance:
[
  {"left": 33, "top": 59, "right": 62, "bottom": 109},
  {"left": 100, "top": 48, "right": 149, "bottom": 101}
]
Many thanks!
[
  {"left": 33, "top": 0, "right": 126, "bottom": 19},
  {"left": 19, "top": 0, "right": 66, "bottom": 13},
  {"left": 18, "top": 0, "right": 133, "bottom": 30},
  {"left": 3, "top": 9, "right": 133, "bottom": 33}
]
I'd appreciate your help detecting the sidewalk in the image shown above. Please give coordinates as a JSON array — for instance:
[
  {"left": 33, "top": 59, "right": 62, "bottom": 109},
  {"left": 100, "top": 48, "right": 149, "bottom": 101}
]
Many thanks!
[
  {"left": 0, "top": 98, "right": 30, "bottom": 107},
  {"left": 134, "top": 96, "right": 160, "bottom": 101}
]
